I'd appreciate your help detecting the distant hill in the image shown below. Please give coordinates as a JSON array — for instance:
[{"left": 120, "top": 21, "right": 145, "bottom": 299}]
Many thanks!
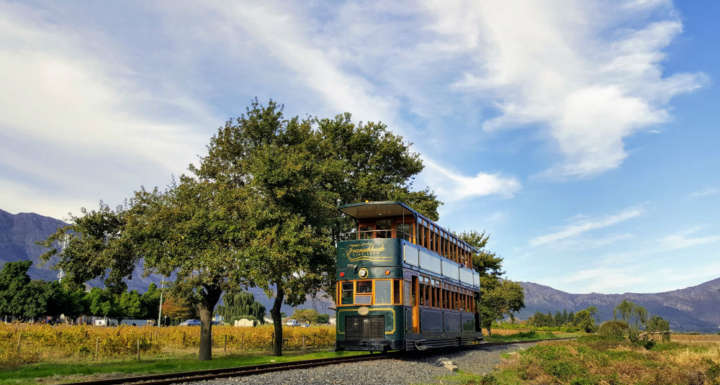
[
  {"left": 518, "top": 280, "right": 720, "bottom": 332},
  {"left": 0, "top": 209, "right": 66, "bottom": 282},
  {"left": 0, "top": 208, "right": 333, "bottom": 315}
]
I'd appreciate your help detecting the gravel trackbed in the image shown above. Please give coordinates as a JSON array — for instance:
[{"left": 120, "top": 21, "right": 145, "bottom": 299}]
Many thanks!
[{"left": 183, "top": 343, "right": 533, "bottom": 385}]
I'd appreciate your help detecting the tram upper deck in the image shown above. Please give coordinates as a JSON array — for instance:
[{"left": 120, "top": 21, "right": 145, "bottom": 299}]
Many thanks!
[{"left": 337, "top": 201, "right": 480, "bottom": 290}]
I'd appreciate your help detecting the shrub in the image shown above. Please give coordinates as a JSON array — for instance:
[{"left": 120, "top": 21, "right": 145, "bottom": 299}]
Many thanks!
[
  {"left": 706, "top": 359, "right": 720, "bottom": 385},
  {"left": 597, "top": 320, "right": 629, "bottom": 339},
  {"left": 480, "top": 374, "right": 499, "bottom": 385}
]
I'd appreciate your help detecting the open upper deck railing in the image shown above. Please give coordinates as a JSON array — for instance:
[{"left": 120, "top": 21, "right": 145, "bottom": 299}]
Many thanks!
[{"left": 339, "top": 229, "right": 412, "bottom": 241}]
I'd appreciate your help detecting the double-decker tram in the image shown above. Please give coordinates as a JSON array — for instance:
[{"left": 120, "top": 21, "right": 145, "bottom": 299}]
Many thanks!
[{"left": 335, "top": 201, "right": 482, "bottom": 352}]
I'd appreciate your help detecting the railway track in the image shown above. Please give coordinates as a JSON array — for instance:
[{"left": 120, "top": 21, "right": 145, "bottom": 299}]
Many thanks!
[{"left": 64, "top": 338, "right": 569, "bottom": 385}]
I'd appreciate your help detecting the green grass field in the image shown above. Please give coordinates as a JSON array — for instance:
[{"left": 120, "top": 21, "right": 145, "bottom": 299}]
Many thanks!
[{"left": 0, "top": 350, "right": 366, "bottom": 385}]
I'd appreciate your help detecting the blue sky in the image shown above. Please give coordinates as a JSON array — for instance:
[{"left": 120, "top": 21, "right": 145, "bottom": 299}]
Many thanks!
[{"left": 1, "top": 0, "right": 718, "bottom": 294}]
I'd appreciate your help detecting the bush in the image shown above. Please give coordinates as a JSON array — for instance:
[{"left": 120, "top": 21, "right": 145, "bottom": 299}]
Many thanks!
[
  {"left": 706, "top": 359, "right": 720, "bottom": 385},
  {"left": 597, "top": 320, "right": 629, "bottom": 339},
  {"left": 480, "top": 374, "right": 499, "bottom": 385}
]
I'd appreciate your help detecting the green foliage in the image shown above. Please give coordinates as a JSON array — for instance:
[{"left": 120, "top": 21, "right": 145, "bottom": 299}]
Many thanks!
[
  {"left": 573, "top": 309, "right": 598, "bottom": 333},
  {"left": 598, "top": 320, "right": 629, "bottom": 339},
  {"left": 613, "top": 299, "right": 647, "bottom": 330},
  {"left": 216, "top": 290, "right": 266, "bottom": 324},
  {"left": 706, "top": 359, "right": 720, "bottom": 385},
  {"left": 480, "top": 373, "right": 499, "bottom": 385},
  {"left": 290, "top": 309, "right": 329, "bottom": 324},
  {"left": 646, "top": 315, "right": 670, "bottom": 332},
  {"left": 460, "top": 231, "right": 524, "bottom": 335}
]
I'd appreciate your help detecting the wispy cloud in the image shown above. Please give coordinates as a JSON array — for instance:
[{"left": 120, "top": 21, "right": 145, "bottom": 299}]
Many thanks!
[
  {"left": 530, "top": 207, "right": 644, "bottom": 246},
  {"left": 689, "top": 188, "right": 720, "bottom": 198},
  {"left": 0, "top": 2, "right": 217, "bottom": 218},
  {"left": 660, "top": 227, "right": 720, "bottom": 250},
  {"left": 423, "top": 160, "right": 521, "bottom": 201},
  {"left": 427, "top": 0, "right": 706, "bottom": 178}
]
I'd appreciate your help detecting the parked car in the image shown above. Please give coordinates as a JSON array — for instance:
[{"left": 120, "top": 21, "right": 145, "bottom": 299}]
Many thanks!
[
  {"left": 285, "top": 319, "right": 299, "bottom": 327},
  {"left": 179, "top": 319, "right": 201, "bottom": 326}
]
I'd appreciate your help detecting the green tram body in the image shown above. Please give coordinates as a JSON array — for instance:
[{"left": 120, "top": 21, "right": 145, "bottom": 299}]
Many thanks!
[{"left": 335, "top": 201, "right": 483, "bottom": 352}]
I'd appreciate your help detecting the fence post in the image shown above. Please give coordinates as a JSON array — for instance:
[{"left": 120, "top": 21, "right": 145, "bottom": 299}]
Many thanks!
[
  {"left": 16, "top": 331, "right": 21, "bottom": 353},
  {"left": 136, "top": 338, "right": 140, "bottom": 361},
  {"left": 95, "top": 337, "right": 99, "bottom": 360},
  {"left": 302, "top": 335, "right": 306, "bottom": 350},
  {"left": 224, "top": 335, "right": 228, "bottom": 354}
]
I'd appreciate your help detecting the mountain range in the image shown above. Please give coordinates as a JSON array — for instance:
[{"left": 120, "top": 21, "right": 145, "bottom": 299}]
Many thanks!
[
  {"left": 518, "top": 280, "right": 720, "bottom": 332},
  {"left": 1, "top": 208, "right": 717, "bottom": 331}
]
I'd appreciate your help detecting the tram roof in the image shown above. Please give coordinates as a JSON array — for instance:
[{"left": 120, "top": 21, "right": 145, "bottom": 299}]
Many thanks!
[{"left": 339, "top": 201, "right": 478, "bottom": 252}]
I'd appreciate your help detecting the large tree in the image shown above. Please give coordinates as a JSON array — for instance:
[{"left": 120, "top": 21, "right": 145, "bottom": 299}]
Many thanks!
[
  {"left": 192, "top": 100, "right": 439, "bottom": 355},
  {"left": 42, "top": 178, "right": 250, "bottom": 360},
  {"left": 460, "top": 231, "right": 524, "bottom": 335}
]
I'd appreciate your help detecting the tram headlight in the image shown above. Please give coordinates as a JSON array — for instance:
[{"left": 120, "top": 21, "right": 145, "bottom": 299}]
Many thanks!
[{"left": 358, "top": 268, "right": 368, "bottom": 278}]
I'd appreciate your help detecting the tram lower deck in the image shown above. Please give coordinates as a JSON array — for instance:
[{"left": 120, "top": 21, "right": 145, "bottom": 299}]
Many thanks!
[
  {"left": 334, "top": 201, "right": 484, "bottom": 352},
  {"left": 335, "top": 303, "right": 481, "bottom": 352}
]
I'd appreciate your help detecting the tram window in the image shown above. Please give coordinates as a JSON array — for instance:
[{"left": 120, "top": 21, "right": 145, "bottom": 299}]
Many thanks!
[
  {"left": 359, "top": 225, "right": 373, "bottom": 240},
  {"left": 398, "top": 223, "right": 410, "bottom": 241},
  {"left": 357, "top": 280, "right": 372, "bottom": 294},
  {"left": 404, "top": 280, "right": 412, "bottom": 306},
  {"left": 393, "top": 280, "right": 401, "bottom": 305},
  {"left": 418, "top": 283, "right": 425, "bottom": 306},
  {"left": 376, "top": 219, "right": 392, "bottom": 238},
  {"left": 341, "top": 282, "right": 353, "bottom": 305},
  {"left": 375, "top": 280, "right": 391, "bottom": 304}
]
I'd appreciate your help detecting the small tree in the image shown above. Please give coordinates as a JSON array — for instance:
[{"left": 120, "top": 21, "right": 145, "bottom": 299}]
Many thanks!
[
  {"left": 216, "top": 290, "right": 266, "bottom": 324},
  {"left": 614, "top": 299, "right": 647, "bottom": 330},
  {"left": 573, "top": 307, "right": 598, "bottom": 333},
  {"left": 460, "top": 231, "right": 524, "bottom": 336},
  {"left": 0, "top": 261, "right": 33, "bottom": 320},
  {"left": 291, "top": 309, "right": 321, "bottom": 324}
]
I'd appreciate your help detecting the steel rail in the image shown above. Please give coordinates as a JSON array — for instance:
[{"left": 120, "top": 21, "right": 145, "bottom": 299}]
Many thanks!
[{"left": 63, "top": 338, "right": 570, "bottom": 385}]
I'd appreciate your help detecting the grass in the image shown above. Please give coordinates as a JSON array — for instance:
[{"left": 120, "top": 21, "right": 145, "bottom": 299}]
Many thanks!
[
  {"left": 0, "top": 350, "right": 367, "bottom": 385},
  {"left": 484, "top": 330, "right": 581, "bottom": 343},
  {"left": 446, "top": 334, "right": 720, "bottom": 385}
]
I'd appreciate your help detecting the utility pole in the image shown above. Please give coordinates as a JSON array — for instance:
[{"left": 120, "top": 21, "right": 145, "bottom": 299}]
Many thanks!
[{"left": 157, "top": 278, "right": 164, "bottom": 327}]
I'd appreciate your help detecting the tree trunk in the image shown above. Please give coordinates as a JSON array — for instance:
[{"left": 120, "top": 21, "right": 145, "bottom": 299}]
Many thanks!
[
  {"left": 271, "top": 284, "right": 285, "bottom": 356},
  {"left": 197, "top": 286, "right": 222, "bottom": 361}
]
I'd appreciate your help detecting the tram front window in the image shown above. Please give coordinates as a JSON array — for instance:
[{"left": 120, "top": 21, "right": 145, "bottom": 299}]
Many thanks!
[
  {"left": 375, "top": 280, "right": 391, "bottom": 304},
  {"left": 358, "top": 225, "right": 373, "bottom": 240},
  {"left": 355, "top": 280, "right": 372, "bottom": 304},
  {"left": 341, "top": 282, "right": 354, "bottom": 305},
  {"left": 376, "top": 219, "right": 391, "bottom": 238}
]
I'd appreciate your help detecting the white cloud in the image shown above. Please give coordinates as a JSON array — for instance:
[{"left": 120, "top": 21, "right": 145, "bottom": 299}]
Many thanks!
[
  {"left": 690, "top": 188, "right": 720, "bottom": 198},
  {"left": 426, "top": 0, "right": 706, "bottom": 177},
  {"left": 156, "top": 1, "right": 520, "bottom": 201},
  {"left": 423, "top": 160, "right": 521, "bottom": 201},
  {"left": 0, "top": 2, "right": 217, "bottom": 218},
  {"left": 660, "top": 227, "right": 720, "bottom": 250},
  {"left": 530, "top": 206, "right": 644, "bottom": 246}
]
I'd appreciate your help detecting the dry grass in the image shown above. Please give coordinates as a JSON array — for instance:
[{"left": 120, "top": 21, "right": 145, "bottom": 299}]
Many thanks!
[
  {"left": 673, "top": 333, "right": 720, "bottom": 344},
  {"left": 489, "top": 335, "right": 720, "bottom": 385},
  {"left": 0, "top": 323, "right": 334, "bottom": 367}
]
